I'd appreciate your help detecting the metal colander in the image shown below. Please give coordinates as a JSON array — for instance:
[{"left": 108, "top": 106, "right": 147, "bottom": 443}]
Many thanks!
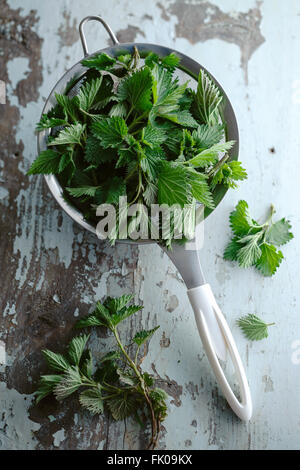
[{"left": 37, "top": 16, "right": 239, "bottom": 242}]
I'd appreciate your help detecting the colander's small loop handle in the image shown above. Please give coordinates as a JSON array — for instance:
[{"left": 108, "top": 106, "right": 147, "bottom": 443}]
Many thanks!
[{"left": 79, "top": 16, "right": 119, "bottom": 57}]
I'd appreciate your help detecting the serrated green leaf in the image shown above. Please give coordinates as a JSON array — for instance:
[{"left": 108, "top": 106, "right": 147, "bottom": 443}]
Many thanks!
[
  {"left": 99, "top": 351, "right": 121, "bottom": 363},
  {"left": 80, "top": 349, "right": 93, "bottom": 378},
  {"left": 76, "top": 314, "right": 105, "bottom": 328},
  {"left": 187, "top": 141, "right": 235, "bottom": 168},
  {"left": 78, "top": 77, "right": 103, "bottom": 111},
  {"left": 66, "top": 186, "right": 99, "bottom": 198},
  {"left": 236, "top": 233, "right": 263, "bottom": 268},
  {"left": 104, "top": 294, "right": 134, "bottom": 313},
  {"left": 27, "top": 150, "right": 62, "bottom": 175},
  {"left": 108, "top": 393, "right": 137, "bottom": 420},
  {"left": 193, "top": 69, "right": 223, "bottom": 124},
  {"left": 35, "top": 375, "right": 62, "bottom": 403},
  {"left": 223, "top": 237, "right": 240, "bottom": 261},
  {"left": 54, "top": 93, "right": 79, "bottom": 123},
  {"left": 211, "top": 160, "right": 247, "bottom": 189},
  {"left": 229, "top": 200, "right": 255, "bottom": 236},
  {"left": 237, "top": 314, "right": 274, "bottom": 341},
  {"left": 265, "top": 218, "right": 294, "bottom": 246},
  {"left": 54, "top": 366, "right": 82, "bottom": 400},
  {"left": 92, "top": 117, "right": 128, "bottom": 148},
  {"left": 68, "top": 334, "right": 89, "bottom": 366},
  {"left": 158, "top": 162, "right": 191, "bottom": 207},
  {"left": 141, "top": 147, "right": 165, "bottom": 180},
  {"left": 42, "top": 349, "right": 70, "bottom": 372},
  {"left": 143, "top": 125, "right": 167, "bottom": 146},
  {"left": 79, "top": 388, "right": 104, "bottom": 415},
  {"left": 188, "top": 169, "right": 215, "bottom": 209},
  {"left": 36, "top": 114, "right": 67, "bottom": 131},
  {"left": 192, "top": 124, "right": 224, "bottom": 148},
  {"left": 117, "top": 67, "right": 153, "bottom": 111},
  {"left": 81, "top": 52, "right": 116, "bottom": 71},
  {"left": 48, "top": 123, "right": 86, "bottom": 146},
  {"left": 133, "top": 326, "right": 160, "bottom": 346},
  {"left": 117, "top": 369, "right": 137, "bottom": 386},
  {"left": 109, "top": 102, "right": 127, "bottom": 118},
  {"left": 165, "top": 109, "right": 198, "bottom": 128},
  {"left": 256, "top": 243, "right": 283, "bottom": 276}
]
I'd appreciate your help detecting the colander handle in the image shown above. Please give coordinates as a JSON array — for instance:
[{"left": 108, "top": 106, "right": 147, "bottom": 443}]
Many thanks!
[
  {"left": 187, "top": 284, "right": 252, "bottom": 421},
  {"left": 79, "top": 16, "right": 119, "bottom": 57}
]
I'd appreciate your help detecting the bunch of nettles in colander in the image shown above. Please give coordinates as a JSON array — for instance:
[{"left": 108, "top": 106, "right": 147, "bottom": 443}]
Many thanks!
[{"left": 29, "top": 47, "right": 247, "bottom": 245}]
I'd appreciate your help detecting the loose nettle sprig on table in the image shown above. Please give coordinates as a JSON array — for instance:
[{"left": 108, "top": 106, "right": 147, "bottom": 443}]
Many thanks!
[
  {"left": 28, "top": 47, "right": 247, "bottom": 246},
  {"left": 224, "top": 200, "right": 293, "bottom": 340},
  {"left": 36, "top": 294, "right": 167, "bottom": 450}
]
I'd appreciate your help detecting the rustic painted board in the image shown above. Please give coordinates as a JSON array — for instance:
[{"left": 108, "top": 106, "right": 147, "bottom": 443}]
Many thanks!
[{"left": 0, "top": 0, "right": 299, "bottom": 450}]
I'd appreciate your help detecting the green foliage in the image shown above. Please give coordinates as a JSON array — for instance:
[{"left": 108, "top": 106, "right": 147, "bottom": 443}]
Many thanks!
[
  {"left": 35, "top": 294, "right": 165, "bottom": 449},
  {"left": 224, "top": 200, "right": 293, "bottom": 276},
  {"left": 30, "top": 48, "right": 245, "bottom": 247},
  {"left": 133, "top": 326, "right": 160, "bottom": 346},
  {"left": 237, "top": 314, "right": 274, "bottom": 341}
]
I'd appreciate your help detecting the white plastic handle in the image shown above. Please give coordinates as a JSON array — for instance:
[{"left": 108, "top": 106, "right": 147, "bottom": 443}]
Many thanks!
[{"left": 187, "top": 284, "right": 252, "bottom": 421}]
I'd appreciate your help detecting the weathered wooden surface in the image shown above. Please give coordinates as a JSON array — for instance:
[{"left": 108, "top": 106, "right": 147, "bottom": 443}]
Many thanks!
[{"left": 0, "top": 0, "right": 299, "bottom": 450}]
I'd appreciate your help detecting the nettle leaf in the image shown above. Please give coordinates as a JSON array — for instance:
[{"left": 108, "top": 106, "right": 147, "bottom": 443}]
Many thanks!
[
  {"left": 165, "top": 109, "right": 198, "bottom": 128},
  {"left": 54, "top": 367, "right": 82, "bottom": 400},
  {"left": 188, "top": 170, "right": 215, "bottom": 209},
  {"left": 84, "top": 135, "right": 114, "bottom": 165},
  {"left": 68, "top": 334, "right": 90, "bottom": 366},
  {"left": 66, "top": 186, "right": 99, "bottom": 198},
  {"left": 36, "top": 114, "right": 67, "bottom": 131},
  {"left": 48, "top": 123, "right": 86, "bottom": 146},
  {"left": 80, "top": 350, "right": 93, "bottom": 378},
  {"left": 223, "top": 237, "right": 240, "bottom": 261},
  {"left": 55, "top": 93, "right": 79, "bottom": 123},
  {"left": 265, "top": 218, "right": 294, "bottom": 246},
  {"left": 133, "top": 326, "right": 160, "bottom": 346},
  {"left": 211, "top": 161, "right": 247, "bottom": 189},
  {"left": 42, "top": 349, "right": 70, "bottom": 372},
  {"left": 229, "top": 200, "right": 256, "bottom": 236},
  {"left": 117, "top": 67, "right": 153, "bottom": 111},
  {"left": 142, "top": 125, "right": 167, "bottom": 146},
  {"left": 79, "top": 388, "right": 104, "bottom": 415},
  {"left": 236, "top": 233, "right": 263, "bottom": 268},
  {"left": 105, "top": 294, "right": 134, "bottom": 313},
  {"left": 108, "top": 393, "right": 137, "bottom": 420},
  {"left": 105, "top": 176, "right": 126, "bottom": 204},
  {"left": 117, "top": 369, "right": 137, "bottom": 386},
  {"left": 81, "top": 52, "right": 116, "bottom": 71},
  {"left": 27, "top": 150, "right": 62, "bottom": 175},
  {"left": 143, "top": 182, "right": 157, "bottom": 205},
  {"left": 99, "top": 351, "right": 121, "bottom": 363},
  {"left": 237, "top": 314, "right": 273, "bottom": 341},
  {"left": 35, "top": 375, "right": 62, "bottom": 403},
  {"left": 192, "top": 124, "right": 224, "bottom": 148},
  {"left": 76, "top": 314, "right": 105, "bottom": 328},
  {"left": 109, "top": 102, "right": 127, "bottom": 118},
  {"left": 151, "top": 66, "right": 188, "bottom": 120},
  {"left": 92, "top": 117, "right": 128, "bottom": 148},
  {"left": 256, "top": 243, "right": 283, "bottom": 276},
  {"left": 158, "top": 161, "right": 191, "bottom": 207},
  {"left": 111, "top": 305, "right": 143, "bottom": 327},
  {"left": 193, "top": 69, "right": 223, "bottom": 124},
  {"left": 141, "top": 147, "right": 165, "bottom": 181},
  {"left": 187, "top": 141, "right": 235, "bottom": 168},
  {"left": 78, "top": 77, "right": 103, "bottom": 111}
]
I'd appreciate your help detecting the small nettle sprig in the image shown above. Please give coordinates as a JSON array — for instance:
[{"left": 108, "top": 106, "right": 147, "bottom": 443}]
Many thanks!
[
  {"left": 36, "top": 294, "right": 167, "bottom": 450},
  {"left": 224, "top": 200, "right": 293, "bottom": 276},
  {"left": 29, "top": 47, "right": 247, "bottom": 246}
]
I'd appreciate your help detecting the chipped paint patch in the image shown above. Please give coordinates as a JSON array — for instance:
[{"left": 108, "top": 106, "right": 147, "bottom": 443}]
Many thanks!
[
  {"left": 57, "top": 10, "right": 78, "bottom": 47},
  {"left": 166, "top": 0, "right": 265, "bottom": 83},
  {"left": 53, "top": 428, "right": 66, "bottom": 447},
  {"left": 0, "top": 382, "right": 40, "bottom": 449},
  {"left": 116, "top": 25, "right": 145, "bottom": 43}
]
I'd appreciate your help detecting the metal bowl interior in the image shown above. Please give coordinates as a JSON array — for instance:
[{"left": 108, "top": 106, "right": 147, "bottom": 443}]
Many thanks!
[{"left": 37, "top": 42, "right": 239, "bottom": 245}]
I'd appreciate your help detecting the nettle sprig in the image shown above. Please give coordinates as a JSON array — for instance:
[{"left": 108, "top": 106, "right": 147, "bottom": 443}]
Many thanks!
[
  {"left": 224, "top": 200, "right": 293, "bottom": 276},
  {"left": 29, "top": 48, "right": 247, "bottom": 246},
  {"left": 36, "top": 294, "right": 167, "bottom": 449}
]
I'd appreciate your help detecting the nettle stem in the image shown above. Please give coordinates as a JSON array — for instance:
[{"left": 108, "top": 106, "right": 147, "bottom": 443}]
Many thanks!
[{"left": 112, "top": 326, "right": 159, "bottom": 449}]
